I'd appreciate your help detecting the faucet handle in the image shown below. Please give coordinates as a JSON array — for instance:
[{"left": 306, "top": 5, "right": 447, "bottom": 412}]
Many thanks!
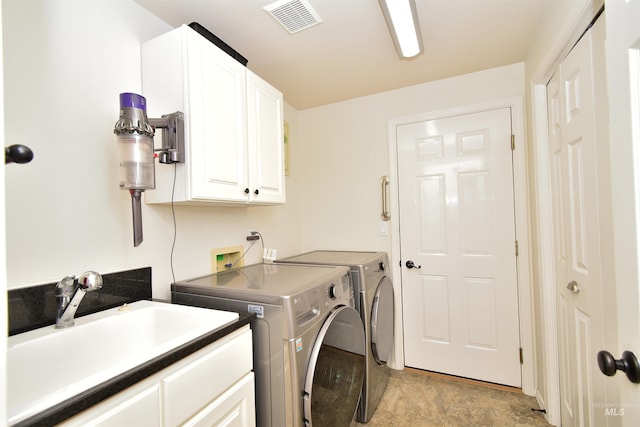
[
  {"left": 55, "top": 275, "right": 76, "bottom": 297},
  {"left": 77, "top": 271, "right": 103, "bottom": 291}
]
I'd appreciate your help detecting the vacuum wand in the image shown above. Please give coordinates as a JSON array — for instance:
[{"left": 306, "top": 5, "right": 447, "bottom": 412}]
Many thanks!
[{"left": 130, "top": 189, "right": 144, "bottom": 247}]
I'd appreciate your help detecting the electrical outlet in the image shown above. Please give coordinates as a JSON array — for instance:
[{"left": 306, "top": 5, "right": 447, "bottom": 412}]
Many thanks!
[{"left": 262, "top": 247, "right": 277, "bottom": 263}]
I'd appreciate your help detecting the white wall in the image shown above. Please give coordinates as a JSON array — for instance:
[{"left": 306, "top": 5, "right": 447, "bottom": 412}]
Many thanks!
[
  {"left": 3, "top": 0, "right": 303, "bottom": 299},
  {"left": 298, "top": 63, "right": 525, "bottom": 260}
]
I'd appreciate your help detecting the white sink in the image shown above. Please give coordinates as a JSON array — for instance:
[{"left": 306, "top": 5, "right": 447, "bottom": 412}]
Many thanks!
[{"left": 7, "top": 300, "right": 239, "bottom": 426}]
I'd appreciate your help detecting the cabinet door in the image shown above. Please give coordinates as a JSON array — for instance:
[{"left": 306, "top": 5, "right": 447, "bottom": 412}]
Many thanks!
[
  {"left": 246, "top": 72, "right": 285, "bottom": 204},
  {"left": 182, "top": 372, "right": 256, "bottom": 427},
  {"left": 187, "top": 29, "right": 249, "bottom": 202},
  {"left": 162, "top": 328, "right": 253, "bottom": 426},
  {"left": 58, "top": 384, "right": 160, "bottom": 427}
]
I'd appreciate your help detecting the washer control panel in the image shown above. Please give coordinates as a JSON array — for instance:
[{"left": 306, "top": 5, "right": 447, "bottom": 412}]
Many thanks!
[
  {"left": 324, "top": 273, "right": 352, "bottom": 303},
  {"left": 285, "top": 272, "right": 353, "bottom": 338}
]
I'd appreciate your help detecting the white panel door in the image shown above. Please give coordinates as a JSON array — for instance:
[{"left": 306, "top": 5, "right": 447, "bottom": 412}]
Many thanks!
[
  {"left": 547, "top": 21, "right": 607, "bottom": 427},
  {"left": 605, "top": 0, "right": 640, "bottom": 423},
  {"left": 398, "top": 108, "right": 521, "bottom": 387}
]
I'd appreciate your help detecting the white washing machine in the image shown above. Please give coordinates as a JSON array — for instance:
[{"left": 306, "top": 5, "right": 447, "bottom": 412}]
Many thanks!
[
  {"left": 277, "top": 251, "right": 395, "bottom": 422},
  {"left": 172, "top": 263, "right": 366, "bottom": 427}
]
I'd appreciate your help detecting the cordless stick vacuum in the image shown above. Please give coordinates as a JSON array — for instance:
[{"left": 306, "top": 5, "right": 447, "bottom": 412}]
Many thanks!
[{"left": 113, "top": 93, "right": 156, "bottom": 247}]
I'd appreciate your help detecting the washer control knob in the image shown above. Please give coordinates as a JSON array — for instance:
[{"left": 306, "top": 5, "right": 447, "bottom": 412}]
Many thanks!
[
  {"left": 328, "top": 283, "right": 338, "bottom": 300},
  {"left": 378, "top": 261, "right": 385, "bottom": 271}
]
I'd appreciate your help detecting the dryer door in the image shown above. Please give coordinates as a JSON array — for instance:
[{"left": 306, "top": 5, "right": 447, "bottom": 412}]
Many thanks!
[
  {"left": 371, "top": 276, "right": 394, "bottom": 364},
  {"left": 303, "top": 306, "right": 365, "bottom": 427}
]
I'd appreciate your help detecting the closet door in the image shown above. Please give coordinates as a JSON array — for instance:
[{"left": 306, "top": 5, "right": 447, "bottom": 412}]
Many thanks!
[{"left": 547, "top": 17, "right": 608, "bottom": 427}]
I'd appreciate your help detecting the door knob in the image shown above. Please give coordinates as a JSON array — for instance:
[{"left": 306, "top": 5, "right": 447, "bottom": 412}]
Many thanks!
[
  {"left": 597, "top": 350, "right": 640, "bottom": 384},
  {"left": 405, "top": 260, "right": 421, "bottom": 269},
  {"left": 566, "top": 280, "right": 580, "bottom": 293}
]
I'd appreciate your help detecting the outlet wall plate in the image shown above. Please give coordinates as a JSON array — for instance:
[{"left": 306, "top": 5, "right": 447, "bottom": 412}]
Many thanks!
[{"left": 210, "top": 245, "right": 243, "bottom": 273}]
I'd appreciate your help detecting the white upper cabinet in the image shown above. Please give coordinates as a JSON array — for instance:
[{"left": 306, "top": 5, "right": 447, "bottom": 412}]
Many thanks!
[{"left": 142, "top": 25, "right": 285, "bottom": 205}]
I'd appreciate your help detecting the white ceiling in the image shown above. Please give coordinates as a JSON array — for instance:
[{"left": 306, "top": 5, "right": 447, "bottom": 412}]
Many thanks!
[{"left": 134, "top": 0, "right": 553, "bottom": 110}]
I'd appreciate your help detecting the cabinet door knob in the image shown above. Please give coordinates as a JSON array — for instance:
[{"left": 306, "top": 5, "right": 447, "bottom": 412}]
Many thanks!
[
  {"left": 254, "top": 189, "right": 259, "bottom": 195},
  {"left": 244, "top": 188, "right": 250, "bottom": 194}
]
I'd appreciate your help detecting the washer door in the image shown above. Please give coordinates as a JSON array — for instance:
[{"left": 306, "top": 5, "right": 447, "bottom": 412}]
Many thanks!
[
  {"left": 303, "top": 306, "right": 365, "bottom": 427},
  {"left": 371, "top": 276, "right": 394, "bottom": 364}
]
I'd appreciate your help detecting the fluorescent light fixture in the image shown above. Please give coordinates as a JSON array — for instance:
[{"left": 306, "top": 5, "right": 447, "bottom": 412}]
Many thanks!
[{"left": 378, "top": 0, "right": 423, "bottom": 59}]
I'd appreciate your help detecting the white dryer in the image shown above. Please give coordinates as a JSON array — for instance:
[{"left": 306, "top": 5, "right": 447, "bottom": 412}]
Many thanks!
[
  {"left": 277, "top": 251, "right": 395, "bottom": 422},
  {"left": 172, "top": 263, "right": 366, "bottom": 427}
]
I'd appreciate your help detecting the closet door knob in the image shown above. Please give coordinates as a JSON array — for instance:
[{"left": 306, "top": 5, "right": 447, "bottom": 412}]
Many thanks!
[
  {"left": 597, "top": 350, "right": 640, "bottom": 383},
  {"left": 254, "top": 189, "right": 259, "bottom": 195},
  {"left": 566, "top": 280, "right": 580, "bottom": 293},
  {"left": 244, "top": 188, "right": 250, "bottom": 194}
]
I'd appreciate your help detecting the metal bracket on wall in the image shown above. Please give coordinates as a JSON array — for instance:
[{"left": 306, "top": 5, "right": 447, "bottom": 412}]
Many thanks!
[{"left": 149, "top": 111, "right": 185, "bottom": 164}]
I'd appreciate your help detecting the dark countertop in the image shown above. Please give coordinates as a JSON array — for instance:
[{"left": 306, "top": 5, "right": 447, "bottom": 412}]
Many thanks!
[{"left": 13, "top": 311, "right": 254, "bottom": 427}]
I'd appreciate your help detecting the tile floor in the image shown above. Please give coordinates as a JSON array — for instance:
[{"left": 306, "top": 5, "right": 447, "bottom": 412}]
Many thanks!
[{"left": 355, "top": 368, "right": 549, "bottom": 426}]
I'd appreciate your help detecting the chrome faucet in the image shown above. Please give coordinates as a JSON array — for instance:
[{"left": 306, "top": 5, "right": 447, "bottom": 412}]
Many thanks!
[{"left": 55, "top": 271, "right": 103, "bottom": 328}]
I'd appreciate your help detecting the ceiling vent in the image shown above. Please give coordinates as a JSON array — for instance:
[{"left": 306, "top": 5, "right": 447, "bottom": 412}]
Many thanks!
[{"left": 264, "top": 0, "right": 323, "bottom": 34}]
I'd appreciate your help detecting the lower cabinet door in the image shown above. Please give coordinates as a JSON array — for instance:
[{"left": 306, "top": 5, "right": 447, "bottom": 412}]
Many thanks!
[
  {"left": 162, "top": 328, "right": 253, "bottom": 426},
  {"left": 59, "top": 384, "right": 160, "bottom": 427},
  {"left": 183, "top": 372, "right": 256, "bottom": 427}
]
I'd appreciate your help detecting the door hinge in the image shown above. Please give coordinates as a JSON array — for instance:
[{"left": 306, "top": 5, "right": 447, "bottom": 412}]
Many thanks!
[
  {"left": 520, "top": 348, "right": 524, "bottom": 364},
  {"left": 515, "top": 240, "right": 519, "bottom": 257},
  {"left": 511, "top": 134, "right": 515, "bottom": 150}
]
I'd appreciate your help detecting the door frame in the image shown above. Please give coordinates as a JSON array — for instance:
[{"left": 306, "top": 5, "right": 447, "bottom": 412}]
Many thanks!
[
  {"left": 386, "top": 96, "right": 535, "bottom": 396},
  {"left": 0, "top": 3, "right": 7, "bottom": 421},
  {"left": 529, "top": 1, "right": 604, "bottom": 425}
]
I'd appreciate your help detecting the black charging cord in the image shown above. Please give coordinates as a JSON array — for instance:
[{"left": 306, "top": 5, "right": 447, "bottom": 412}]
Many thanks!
[{"left": 169, "top": 163, "right": 177, "bottom": 285}]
